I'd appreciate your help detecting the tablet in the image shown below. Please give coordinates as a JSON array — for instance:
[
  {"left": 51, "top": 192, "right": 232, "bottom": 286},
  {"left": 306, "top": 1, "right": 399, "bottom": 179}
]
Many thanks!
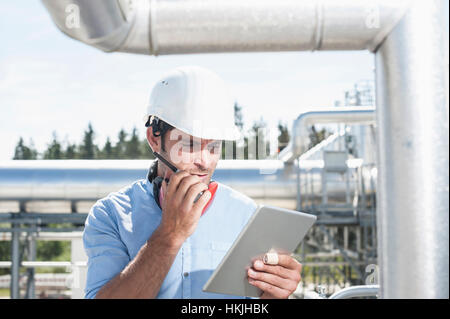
[{"left": 202, "top": 205, "right": 317, "bottom": 297}]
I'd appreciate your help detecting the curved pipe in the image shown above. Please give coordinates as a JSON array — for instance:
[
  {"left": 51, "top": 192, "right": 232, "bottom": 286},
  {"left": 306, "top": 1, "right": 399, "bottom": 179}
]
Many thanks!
[
  {"left": 329, "top": 285, "right": 379, "bottom": 299},
  {"left": 278, "top": 107, "right": 375, "bottom": 163},
  {"left": 41, "top": 0, "right": 151, "bottom": 54},
  {"left": 41, "top": 0, "right": 411, "bottom": 55}
]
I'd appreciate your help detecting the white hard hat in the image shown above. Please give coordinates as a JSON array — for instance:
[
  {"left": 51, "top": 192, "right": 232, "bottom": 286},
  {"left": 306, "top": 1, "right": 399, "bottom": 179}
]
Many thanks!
[{"left": 144, "top": 65, "right": 241, "bottom": 141}]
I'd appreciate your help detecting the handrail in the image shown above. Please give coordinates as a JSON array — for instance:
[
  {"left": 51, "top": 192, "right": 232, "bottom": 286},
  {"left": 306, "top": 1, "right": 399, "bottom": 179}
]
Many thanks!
[{"left": 0, "top": 261, "right": 87, "bottom": 268}]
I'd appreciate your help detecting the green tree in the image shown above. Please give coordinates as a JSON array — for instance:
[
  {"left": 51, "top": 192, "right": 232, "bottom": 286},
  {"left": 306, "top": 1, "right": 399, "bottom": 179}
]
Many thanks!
[
  {"left": 79, "top": 123, "right": 97, "bottom": 159},
  {"left": 234, "top": 102, "right": 244, "bottom": 132},
  {"left": 43, "top": 132, "right": 63, "bottom": 159},
  {"left": 13, "top": 137, "right": 38, "bottom": 160},
  {"left": 308, "top": 125, "right": 330, "bottom": 150},
  {"left": 115, "top": 129, "right": 128, "bottom": 159},
  {"left": 99, "top": 137, "right": 115, "bottom": 159},
  {"left": 36, "top": 238, "right": 71, "bottom": 274},
  {"left": 0, "top": 240, "right": 11, "bottom": 275},
  {"left": 64, "top": 142, "right": 77, "bottom": 159},
  {"left": 37, "top": 241, "right": 64, "bottom": 261},
  {"left": 140, "top": 138, "right": 154, "bottom": 159},
  {"left": 277, "top": 121, "right": 290, "bottom": 153},
  {"left": 219, "top": 102, "right": 245, "bottom": 160},
  {"left": 248, "top": 118, "right": 270, "bottom": 159},
  {"left": 125, "top": 127, "right": 141, "bottom": 159}
]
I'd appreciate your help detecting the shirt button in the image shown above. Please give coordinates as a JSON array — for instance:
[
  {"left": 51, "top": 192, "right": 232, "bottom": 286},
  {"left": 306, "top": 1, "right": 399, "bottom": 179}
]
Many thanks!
[{"left": 183, "top": 272, "right": 189, "bottom": 277}]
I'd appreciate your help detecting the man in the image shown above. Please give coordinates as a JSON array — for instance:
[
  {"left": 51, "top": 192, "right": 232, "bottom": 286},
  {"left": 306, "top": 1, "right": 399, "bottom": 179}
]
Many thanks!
[{"left": 83, "top": 66, "right": 302, "bottom": 299}]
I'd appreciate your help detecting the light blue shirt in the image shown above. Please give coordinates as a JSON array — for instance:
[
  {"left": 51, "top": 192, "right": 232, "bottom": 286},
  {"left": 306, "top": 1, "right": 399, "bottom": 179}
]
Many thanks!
[{"left": 83, "top": 178, "right": 257, "bottom": 299}]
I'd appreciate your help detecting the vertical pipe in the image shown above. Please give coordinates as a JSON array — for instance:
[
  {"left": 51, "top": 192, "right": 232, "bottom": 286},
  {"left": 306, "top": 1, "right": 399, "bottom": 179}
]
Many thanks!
[
  {"left": 295, "top": 159, "right": 302, "bottom": 211},
  {"left": 321, "top": 169, "right": 327, "bottom": 211},
  {"left": 345, "top": 168, "right": 351, "bottom": 204},
  {"left": 363, "top": 225, "right": 368, "bottom": 265},
  {"left": 370, "top": 169, "right": 377, "bottom": 258},
  {"left": 344, "top": 226, "right": 349, "bottom": 250},
  {"left": 356, "top": 228, "right": 361, "bottom": 253},
  {"left": 27, "top": 234, "right": 36, "bottom": 299},
  {"left": 10, "top": 226, "right": 20, "bottom": 299},
  {"left": 313, "top": 267, "right": 317, "bottom": 287},
  {"left": 308, "top": 170, "right": 313, "bottom": 209},
  {"left": 375, "top": 0, "right": 449, "bottom": 298}
]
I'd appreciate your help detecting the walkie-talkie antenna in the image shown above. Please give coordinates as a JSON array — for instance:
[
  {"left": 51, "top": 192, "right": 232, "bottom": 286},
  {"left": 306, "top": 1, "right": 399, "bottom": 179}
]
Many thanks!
[{"left": 153, "top": 151, "right": 179, "bottom": 173}]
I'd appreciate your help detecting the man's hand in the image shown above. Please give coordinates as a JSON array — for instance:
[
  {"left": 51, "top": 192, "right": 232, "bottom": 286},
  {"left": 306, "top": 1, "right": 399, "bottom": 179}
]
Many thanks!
[
  {"left": 158, "top": 170, "right": 211, "bottom": 247},
  {"left": 247, "top": 254, "right": 302, "bottom": 299}
]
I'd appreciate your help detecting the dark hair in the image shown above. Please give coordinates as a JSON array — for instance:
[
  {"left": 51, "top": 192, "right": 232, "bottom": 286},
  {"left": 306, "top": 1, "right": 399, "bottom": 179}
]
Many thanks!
[{"left": 145, "top": 116, "right": 174, "bottom": 152}]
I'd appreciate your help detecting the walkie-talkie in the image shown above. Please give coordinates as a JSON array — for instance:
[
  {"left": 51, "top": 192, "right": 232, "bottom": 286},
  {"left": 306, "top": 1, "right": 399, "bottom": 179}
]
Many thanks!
[{"left": 152, "top": 151, "right": 218, "bottom": 215}]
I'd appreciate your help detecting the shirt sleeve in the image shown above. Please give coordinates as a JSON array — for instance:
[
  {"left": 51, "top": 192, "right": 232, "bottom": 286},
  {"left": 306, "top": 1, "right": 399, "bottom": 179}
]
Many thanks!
[{"left": 83, "top": 199, "right": 130, "bottom": 299}]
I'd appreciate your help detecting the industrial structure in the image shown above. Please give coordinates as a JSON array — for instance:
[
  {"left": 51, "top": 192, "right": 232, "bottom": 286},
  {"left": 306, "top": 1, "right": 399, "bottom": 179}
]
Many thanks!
[{"left": 0, "top": 0, "right": 448, "bottom": 298}]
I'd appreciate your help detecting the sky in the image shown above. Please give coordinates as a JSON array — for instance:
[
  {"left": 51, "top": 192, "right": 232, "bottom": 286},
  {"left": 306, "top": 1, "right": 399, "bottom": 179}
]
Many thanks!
[{"left": 0, "top": 1, "right": 418, "bottom": 161}]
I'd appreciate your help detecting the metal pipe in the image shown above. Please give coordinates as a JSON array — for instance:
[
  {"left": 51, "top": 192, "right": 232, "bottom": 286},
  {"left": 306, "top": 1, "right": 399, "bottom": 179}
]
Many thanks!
[
  {"left": 10, "top": 221, "right": 20, "bottom": 299},
  {"left": 26, "top": 234, "right": 36, "bottom": 299},
  {"left": 375, "top": 0, "right": 449, "bottom": 298},
  {"left": 41, "top": 0, "right": 135, "bottom": 52},
  {"left": 1, "top": 228, "right": 85, "bottom": 233},
  {"left": 41, "top": 0, "right": 411, "bottom": 55},
  {"left": 0, "top": 261, "right": 87, "bottom": 268},
  {"left": 0, "top": 159, "right": 298, "bottom": 202},
  {"left": 0, "top": 232, "right": 83, "bottom": 241},
  {"left": 329, "top": 285, "right": 379, "bottom": 299},
  {"left": 278, "top": 107, "right": 375, "bottom": 163},
  {"left": 0, "top": 159, "right": 371, "bottom": 212}
]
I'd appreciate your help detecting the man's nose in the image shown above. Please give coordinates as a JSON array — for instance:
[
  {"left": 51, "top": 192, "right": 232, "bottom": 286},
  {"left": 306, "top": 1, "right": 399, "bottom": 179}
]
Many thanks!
[{"left": 193, "top": 147, "right": 212, "bottom": 169}]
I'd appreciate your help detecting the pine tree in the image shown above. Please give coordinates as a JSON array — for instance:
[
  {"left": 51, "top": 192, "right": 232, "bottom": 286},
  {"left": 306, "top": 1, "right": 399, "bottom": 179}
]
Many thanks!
[
  {"left": 234, "top": 102, "right": 244, "bottom": 132},
  {"left": 43, "top": 132, "right": 63, "bottom": 159},
  {"left": 29, "top": 139, "right": 39, "bottom": 159},
  {"left": 140, "top": 138, "right": 154, "bottom": 159},
  {"left": 277, "top": 121, "right": 290, "bottom": 153},
  {"left": 79, "top": 123, "right": 96, "bottom": 159},
  {"left": 219, "top": 102, "right": 245, "bottom": 160},
  {"left": 126, "top": 127, "right": 141, "bottom": 159},
  {"left": 308, "top": 125, "right": 330, "bottom": 150},
  {"left": 115, "top": 129, "right": 128, "bottom": 159},
  {"left": 13, "top": 137, "right": 26, "bottom": 159},
  {"left": 249, "top": 118, "right": 269, "bottom": 159},
  {"left": 13, "top": 137, "right": 38, "bottom": 160},
  {"left": 101, "top": 137, "right": 115, "bottom": 159},
  {"left": 64, "top": 143, "right": 77, "bottom": 159},
  {"left": 61, "top": 136, "right": 77, "bottom": 159}
]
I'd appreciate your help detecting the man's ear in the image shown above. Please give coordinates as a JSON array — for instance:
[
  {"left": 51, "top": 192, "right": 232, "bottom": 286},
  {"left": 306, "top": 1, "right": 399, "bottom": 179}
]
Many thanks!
[{"left": 146, "top": 127, "right": 161, "bottom": 153}]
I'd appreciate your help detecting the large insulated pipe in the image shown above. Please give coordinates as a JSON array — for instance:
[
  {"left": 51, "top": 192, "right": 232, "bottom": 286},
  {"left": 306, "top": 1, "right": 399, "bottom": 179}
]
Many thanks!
[
  {"left": 0, "top": 159, "right": 367, "bottom": 211},
  {"left": 278, "top": 107, "right": 375, "bottom": 163},
  {"left": 41, "top": 0, "right": 411, "bottom": 55},
  {"left": 375, "top": 0, "right": 449, "bottom": 298},
  {"left": 0, "top": 160, "right": 297, "bottom": 206}
]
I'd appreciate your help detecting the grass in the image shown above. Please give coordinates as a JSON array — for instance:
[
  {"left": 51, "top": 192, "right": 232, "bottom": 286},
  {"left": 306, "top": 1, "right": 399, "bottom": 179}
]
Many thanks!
[{"left": 0, "top": 288, "right": 9, "bottom": 298}]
